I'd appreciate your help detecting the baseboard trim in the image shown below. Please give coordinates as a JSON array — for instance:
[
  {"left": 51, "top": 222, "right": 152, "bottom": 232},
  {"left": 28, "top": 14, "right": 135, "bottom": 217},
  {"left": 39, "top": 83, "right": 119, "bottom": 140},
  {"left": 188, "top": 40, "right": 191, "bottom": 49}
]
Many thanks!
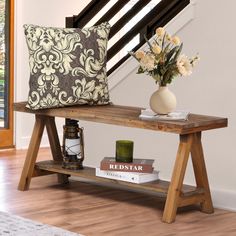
[
  {"left": 211, "top": 188, "right": 236, "bottom": 212},
  {"left": 70, "top": 176, "right": 236, "bottom": 212},
  {"left": 16, "top": 133, "right": 63, "bottom": 149},
  {"left": 16, "top": 135, "right": 49, "bottom": 149}
]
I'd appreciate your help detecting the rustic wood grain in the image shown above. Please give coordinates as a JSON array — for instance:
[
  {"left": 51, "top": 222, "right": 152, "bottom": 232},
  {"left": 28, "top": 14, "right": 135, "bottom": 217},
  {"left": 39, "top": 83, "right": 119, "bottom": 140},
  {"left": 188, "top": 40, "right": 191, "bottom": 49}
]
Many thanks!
[
  {"left": 0, "top": 0, "right": 14, "bottom": 149},
  {"left": 45, "top": 116, "right": 69, "bottom": 184},
  {"left": 162, "top": 134, "right": 193, "bottom": 223},
  {"left": 14, "top": 102, "right": 228, "bottom": 134},
  {"left": 1, "top": 148, "right": 236, "bottom": 236},
  {"left": 17, "top": 115, "right": 45, "bottom": 191},
  {"left": 14, "top": 102, "right": 228, "bottom": 223},
  {"left": 191, "top": 132, "right": 214, "bottom": 213},
  {"left": 35, "top": 160, "right": 203, "bottom": 196}
]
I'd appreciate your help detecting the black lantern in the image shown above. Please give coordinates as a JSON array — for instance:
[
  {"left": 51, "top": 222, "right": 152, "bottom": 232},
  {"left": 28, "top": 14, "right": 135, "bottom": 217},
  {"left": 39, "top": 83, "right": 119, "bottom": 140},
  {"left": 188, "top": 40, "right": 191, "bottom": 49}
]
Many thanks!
[{"left": 62, "top": 119, "right": 84, "bottom": 170}]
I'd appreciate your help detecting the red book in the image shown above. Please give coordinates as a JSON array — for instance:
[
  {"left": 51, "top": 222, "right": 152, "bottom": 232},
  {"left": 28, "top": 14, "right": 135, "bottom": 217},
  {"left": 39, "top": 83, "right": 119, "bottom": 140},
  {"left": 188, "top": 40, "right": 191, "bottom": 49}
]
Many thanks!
[{"left": 100, "top": 157, "right": 154, "bottom": 173}]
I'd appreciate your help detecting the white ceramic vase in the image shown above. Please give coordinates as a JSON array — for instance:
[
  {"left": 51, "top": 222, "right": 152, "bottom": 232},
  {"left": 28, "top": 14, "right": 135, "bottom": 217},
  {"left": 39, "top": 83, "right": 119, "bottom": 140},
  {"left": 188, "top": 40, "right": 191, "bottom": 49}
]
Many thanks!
[{"left": 149, "top": 86, "right": 177, "bottom": 114}]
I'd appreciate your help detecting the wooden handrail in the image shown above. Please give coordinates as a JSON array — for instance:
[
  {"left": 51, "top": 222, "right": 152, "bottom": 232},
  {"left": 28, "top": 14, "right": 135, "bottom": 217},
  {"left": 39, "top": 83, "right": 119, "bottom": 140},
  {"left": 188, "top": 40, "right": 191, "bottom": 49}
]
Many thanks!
[
  {"left": 146, "top": 0, "right": 190, "bottom": 37},
  {"left": 109, "top": 0, "right": 152, "bottom": 39},
  {"left": 73, "top": 0, "right": 109, "bottom": 28},
  {"left": 108, "top": 43, "right": 141, "bottom": 76},
  {"left": 65, "top": 0, "right": 190, "bottom": 75},
  {"left": 108, "top": 0, "right": 190, "bottom": 75},
  {"left": 95, "top": 0, "right": 130, "bottom": 26}
]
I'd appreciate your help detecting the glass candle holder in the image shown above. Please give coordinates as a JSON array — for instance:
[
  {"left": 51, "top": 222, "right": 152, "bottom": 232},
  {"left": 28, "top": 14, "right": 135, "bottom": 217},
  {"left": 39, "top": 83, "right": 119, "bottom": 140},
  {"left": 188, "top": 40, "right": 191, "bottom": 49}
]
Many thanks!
[{"left": 115, "top": 140, "right": 134, "bottom": 163}]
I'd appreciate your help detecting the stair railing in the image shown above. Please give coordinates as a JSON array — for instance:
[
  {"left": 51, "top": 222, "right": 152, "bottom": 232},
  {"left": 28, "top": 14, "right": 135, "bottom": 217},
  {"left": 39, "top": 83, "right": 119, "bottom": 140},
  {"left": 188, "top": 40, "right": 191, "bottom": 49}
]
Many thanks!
[{"left": 66, "top": 0, "right": 190, "bottom": 76}]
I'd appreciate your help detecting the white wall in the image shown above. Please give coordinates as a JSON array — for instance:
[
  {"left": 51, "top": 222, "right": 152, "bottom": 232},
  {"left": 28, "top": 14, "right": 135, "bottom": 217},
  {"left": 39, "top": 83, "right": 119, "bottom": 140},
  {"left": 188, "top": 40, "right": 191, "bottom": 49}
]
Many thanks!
[
  {"left": 15, "top": 0, "right": 236, "bottom": 210},
  {"left": 110, "top": 0, "right": 236, "bottom": 210},
  {"left": 15, "top": 0, "right": 90, "bottom": 147}
]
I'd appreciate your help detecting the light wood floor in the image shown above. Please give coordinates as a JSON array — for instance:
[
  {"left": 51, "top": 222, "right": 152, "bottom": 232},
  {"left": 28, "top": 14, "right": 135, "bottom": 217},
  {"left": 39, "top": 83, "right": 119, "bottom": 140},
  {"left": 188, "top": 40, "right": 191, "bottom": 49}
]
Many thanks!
[{"left": 0, "top": 148, "right": 236, "bottom": 236}]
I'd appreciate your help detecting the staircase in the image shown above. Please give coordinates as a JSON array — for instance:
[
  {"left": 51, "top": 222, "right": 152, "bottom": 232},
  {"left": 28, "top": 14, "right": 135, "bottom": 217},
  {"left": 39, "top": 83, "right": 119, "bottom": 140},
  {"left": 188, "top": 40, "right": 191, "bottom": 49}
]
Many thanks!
[{"left": 66, "top": 0, "right": 190, "bottom": 77}]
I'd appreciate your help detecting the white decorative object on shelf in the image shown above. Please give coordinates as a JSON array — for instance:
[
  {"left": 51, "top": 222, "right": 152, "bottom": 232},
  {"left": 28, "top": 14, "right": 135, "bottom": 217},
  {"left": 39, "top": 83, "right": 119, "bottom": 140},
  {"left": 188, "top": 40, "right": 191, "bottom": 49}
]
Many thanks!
[
  {"left": 96, "top": 168, "right": 159, "bottom": 184},
  {"left": 139, "top": 108, "right": 189, "bottom": 121},
  {"left": 150, "top": 86, "right": 177, "bottom": 114},
  {"left": 130, "top": 26, "right": 199, "bottom": 114}
]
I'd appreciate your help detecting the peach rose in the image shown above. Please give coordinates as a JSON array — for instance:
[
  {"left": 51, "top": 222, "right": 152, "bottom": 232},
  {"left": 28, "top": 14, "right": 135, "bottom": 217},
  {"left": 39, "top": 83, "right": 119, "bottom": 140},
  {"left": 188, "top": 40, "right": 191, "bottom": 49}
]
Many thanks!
[
  {"left": 156, "top": 27, "right": 165, "bottom": 37},
  {"left": 135, "top": 51, "right": 145, "bottom": 60},
  {"left": 177, "top": 54, "right": 192, "bottom": 76},
  {"left": 152, "top": 44, "right": 161, "bottom": 54},
  {"left": 172, "top": 36, "right": 181, "bottom": 45},
  {"left": 140, "top": 55, "right": 155, "bottom": 71}
]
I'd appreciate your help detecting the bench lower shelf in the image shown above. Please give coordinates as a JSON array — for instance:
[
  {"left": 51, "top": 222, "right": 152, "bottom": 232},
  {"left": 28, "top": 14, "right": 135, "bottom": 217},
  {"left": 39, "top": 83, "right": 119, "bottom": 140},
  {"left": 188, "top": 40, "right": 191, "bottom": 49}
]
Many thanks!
[{"left": 35, "top": 160, "right": 204, "bottom": 199}]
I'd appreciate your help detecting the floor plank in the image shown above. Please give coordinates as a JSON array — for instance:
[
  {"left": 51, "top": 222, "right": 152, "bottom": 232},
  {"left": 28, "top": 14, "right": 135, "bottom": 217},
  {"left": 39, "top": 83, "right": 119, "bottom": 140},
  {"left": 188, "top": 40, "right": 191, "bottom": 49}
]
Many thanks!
[{"left": 0, "top": 148, "right": 236, "bottom": 236}]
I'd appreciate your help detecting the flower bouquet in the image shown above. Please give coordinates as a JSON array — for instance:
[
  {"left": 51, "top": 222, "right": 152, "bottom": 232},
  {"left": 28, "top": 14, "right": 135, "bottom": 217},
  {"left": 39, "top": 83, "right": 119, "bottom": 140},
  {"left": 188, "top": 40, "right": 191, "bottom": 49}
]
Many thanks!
[
  {"left": 129, "top": 27, "right": 199, "bottom": 114},
  {"left": 130, "top": 27, "right": 199, "bottom": 86}
]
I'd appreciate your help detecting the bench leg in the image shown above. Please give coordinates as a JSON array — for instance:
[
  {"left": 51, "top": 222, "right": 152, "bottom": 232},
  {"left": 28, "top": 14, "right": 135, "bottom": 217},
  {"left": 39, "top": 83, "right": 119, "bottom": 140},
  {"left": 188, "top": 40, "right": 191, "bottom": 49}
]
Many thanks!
[
  {"left": 162, "top": 134, "right": 193, "bottom": 223},
  {"left": 45, "top": 117, "right": 69, "bottom": 184},
  {"left": 191, "top": 132, "right": 214, "bottom": 213},
  {"left": 18, "top": 115, "right": 45, "bottom": 191}
]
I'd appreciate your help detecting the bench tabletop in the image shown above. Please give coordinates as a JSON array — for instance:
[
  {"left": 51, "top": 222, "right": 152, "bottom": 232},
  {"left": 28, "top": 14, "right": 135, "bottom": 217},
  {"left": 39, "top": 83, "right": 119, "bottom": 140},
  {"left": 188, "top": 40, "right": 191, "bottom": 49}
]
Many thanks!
[{"left": 14, "top": 102, "right": 228, "bottom": 134}]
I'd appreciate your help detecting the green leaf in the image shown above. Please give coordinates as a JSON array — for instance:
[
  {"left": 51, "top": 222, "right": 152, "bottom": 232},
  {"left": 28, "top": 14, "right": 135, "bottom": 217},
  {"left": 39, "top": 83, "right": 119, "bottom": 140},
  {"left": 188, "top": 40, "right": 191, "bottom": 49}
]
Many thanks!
[
  {"left": 152, "top": 74, "right": 161, "bottom": 83},
  {"left": 165, "top": 46, "right": 178, "bottom": 64},
  {"left": 153, "top": 38, "right": 161, "bottom": 47},
  {"left": 173, "top": 43, "right": 183, "bottom": 62},
  {"left": 144, "top": 35, "right": 153, "bottom": 50},
  {"left": 128, "top": 51, "right": 140, "bottom": 62},
  {"left": 162, "top": 32, "right": 166, "bottom": 49},
  {"left": 137, "top": 67, "right": 144, "bottom": 74},
  {"left": 163, "top": 43, "right": 171, "bottom": 53},
  {"left": 154, "top": 54, "right": 161, "bottom": 62}
]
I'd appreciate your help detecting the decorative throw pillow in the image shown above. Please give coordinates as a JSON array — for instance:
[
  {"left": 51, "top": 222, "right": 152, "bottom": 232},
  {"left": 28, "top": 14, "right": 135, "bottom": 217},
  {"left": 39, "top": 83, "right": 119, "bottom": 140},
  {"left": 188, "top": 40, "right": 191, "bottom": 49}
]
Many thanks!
[{"left": 24, "top": 22, "right": 111, "bottom": 110}]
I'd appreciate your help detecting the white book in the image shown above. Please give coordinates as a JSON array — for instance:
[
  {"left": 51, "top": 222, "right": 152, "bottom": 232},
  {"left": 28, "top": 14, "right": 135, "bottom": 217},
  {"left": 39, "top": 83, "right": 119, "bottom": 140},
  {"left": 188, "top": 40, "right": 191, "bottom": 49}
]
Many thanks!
[
  {"left": 96, "top": 168, "right": 159, "bottom": 184},
  {"left": 139, "top": 108, "right": 189, "bottom": 121}
]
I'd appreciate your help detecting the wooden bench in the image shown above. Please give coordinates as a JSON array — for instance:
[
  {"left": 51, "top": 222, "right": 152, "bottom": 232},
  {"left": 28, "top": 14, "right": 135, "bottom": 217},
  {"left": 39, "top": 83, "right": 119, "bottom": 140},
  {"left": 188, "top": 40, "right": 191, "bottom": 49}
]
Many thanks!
[{"left": 14, "top": 102, "right": 228, "bottom": 223}]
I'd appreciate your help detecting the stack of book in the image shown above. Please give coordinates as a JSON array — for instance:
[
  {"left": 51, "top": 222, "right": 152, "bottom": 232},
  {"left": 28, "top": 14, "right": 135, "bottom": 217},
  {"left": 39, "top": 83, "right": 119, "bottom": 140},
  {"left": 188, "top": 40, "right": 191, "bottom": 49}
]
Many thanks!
[
  {"left": 139, "top": 108, "right": 190, "bottom": 121},
  {"left": 96, "top": 157, "right": 159, "bottom": 184}
]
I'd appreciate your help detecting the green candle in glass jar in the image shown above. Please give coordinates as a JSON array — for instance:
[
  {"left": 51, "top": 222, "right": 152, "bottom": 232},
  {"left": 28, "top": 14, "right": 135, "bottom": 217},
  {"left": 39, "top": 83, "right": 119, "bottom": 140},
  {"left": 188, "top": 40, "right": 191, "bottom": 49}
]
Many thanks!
[{"left": 115, "top": 140, "right": 134, "bottom": 163}]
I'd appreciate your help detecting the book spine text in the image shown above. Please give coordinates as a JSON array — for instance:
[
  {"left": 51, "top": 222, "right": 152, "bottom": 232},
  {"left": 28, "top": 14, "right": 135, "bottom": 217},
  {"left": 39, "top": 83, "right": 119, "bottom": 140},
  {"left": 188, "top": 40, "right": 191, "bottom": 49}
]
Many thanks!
[{"left": 100, "top": 162, "right": 153, "bottom": 173}]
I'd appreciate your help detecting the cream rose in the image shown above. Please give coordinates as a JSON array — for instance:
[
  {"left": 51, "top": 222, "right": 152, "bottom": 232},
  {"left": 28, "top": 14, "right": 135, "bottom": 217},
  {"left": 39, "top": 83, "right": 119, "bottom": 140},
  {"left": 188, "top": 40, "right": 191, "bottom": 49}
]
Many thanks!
[
  {"left": 172, "top": 36, "right": 181, "bottom": 45},
  {"left": 177, "top": 54, "right": 192, "bottom": 76},
  {"left": 152, "top": 44, "right": 161, "bottom": 54},
  {"left": 140, "top": 54, "right": 155, "bottom": 71},
  {"left": 135, "top": 51, "right": 145, "bottom": 60},
  {"left": 156, "top": 27, "right": 165, "bottom": 37}
]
